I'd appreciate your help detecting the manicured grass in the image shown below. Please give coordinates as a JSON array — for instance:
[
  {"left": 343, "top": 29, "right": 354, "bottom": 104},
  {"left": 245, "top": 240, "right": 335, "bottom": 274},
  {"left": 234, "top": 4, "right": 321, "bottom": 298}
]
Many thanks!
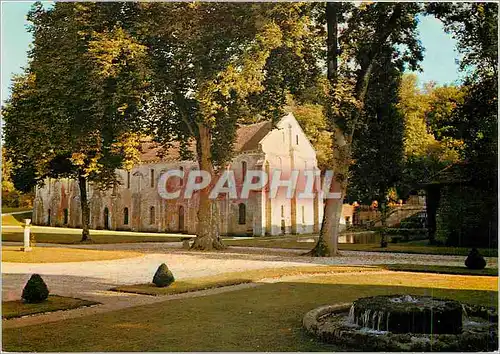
[
  {"left": 1, "top": 207, "right": 33, "bottom": 214},
  {"left": 112, "top": 278, "right": 252, "bottom": 295},
  {"left": 3, "top": 272, "right": 497, "bottom": 352},
  {"left": 2, "top": 295, "right": 99, "bottom": 319},
  {"left": 111, "top": 265, "right": 380, "bottom": 296},
  {"left": 340, "top": 241, "right": 498, "bottom": 257},
  {"left": 2, "top": 246, "right": 143, "bottom": 263},
  {"left": 383, "top": 263, "right": 498, "bottom": 276},
  {"left": 224, "top": 236, "right": 498, "bottom": 257},
  {"left": 2, "top": 212, "right": 33, "bottom": 226},
  {"left": 2, "top": 231, "right": 184, "bottom": 245}
]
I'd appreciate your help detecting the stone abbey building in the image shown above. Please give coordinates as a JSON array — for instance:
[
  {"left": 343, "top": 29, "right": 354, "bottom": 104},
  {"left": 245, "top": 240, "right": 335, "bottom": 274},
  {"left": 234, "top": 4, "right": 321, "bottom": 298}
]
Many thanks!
[{"left": 33, "top": 113, "right": 325, "bottom": 236}]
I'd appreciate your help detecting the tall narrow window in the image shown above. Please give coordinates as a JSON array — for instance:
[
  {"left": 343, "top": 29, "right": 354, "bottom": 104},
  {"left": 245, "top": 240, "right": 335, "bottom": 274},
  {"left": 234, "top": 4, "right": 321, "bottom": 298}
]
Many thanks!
[
  {"left": 281, "top": 205, "right": 284, "bottom": 217},
  {"left": 150, "top": 169, "right": 155, "bottom": 188},
  {"left": 179, "top": 166, "right": 184, "bottom": 187},
  {"left": 296, "top": 134, "right": 299, "bottom": 145},
  {"left": 241, "top": 161, "right": 247, "bottom": 183},
  {"left": 63, "top": 208, "right": 69, "bottom": 225},
  {"left": 47, "top": 209, "right": 51, "bottom": 225},
  {"left": 123, "top": 207, "right": 129, "bottom": 225},
  {"left": 302, "top": 206, "right": 305, "bottom": 224},
  {"left": 127, "top": 172, "right": 131, "bottom": 189},
  {"left": 150, "top": 206, "right": 155, "bottom": 225},
  {"left": 238, "top": 203, "right": 246, "bottom": 225}
]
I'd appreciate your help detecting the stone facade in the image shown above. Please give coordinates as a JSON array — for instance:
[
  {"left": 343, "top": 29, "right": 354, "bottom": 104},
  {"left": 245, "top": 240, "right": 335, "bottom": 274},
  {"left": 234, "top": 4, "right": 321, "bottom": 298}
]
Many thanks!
[{"left": 33, "top": 113, "right": 324, "bottom": 236}]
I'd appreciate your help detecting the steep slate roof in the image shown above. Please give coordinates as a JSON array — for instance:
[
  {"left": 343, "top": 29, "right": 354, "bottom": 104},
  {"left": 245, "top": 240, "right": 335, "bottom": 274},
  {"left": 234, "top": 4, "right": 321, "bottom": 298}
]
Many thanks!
[{"left": 140, "top": 121, "right": 273, "bottom": 163}]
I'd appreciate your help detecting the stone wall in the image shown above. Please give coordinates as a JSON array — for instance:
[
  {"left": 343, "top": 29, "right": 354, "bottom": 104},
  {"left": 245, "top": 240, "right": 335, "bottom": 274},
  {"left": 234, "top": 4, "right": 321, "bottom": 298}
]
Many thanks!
[{"left": 33, "top": 113, "right": 325, "bottom": 236}]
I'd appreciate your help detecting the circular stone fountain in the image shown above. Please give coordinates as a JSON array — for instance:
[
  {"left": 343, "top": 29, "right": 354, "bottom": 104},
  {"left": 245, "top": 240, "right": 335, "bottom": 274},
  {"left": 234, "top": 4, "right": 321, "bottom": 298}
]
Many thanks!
[{"left": 303, "top": 295, "right": 498, "bottom": 351}]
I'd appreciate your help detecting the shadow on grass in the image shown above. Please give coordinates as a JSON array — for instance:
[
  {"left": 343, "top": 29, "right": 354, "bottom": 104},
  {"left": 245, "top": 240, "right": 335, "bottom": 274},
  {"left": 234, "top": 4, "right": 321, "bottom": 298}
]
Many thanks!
[{"left": 3, "top": 280, "right": 498, "bottom": 352}]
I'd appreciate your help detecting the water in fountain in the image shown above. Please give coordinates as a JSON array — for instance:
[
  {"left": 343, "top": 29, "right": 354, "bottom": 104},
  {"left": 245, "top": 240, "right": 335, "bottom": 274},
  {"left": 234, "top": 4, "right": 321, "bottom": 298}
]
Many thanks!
[{"left": 347, "top": 295, "right": 463, "bottom": 334}]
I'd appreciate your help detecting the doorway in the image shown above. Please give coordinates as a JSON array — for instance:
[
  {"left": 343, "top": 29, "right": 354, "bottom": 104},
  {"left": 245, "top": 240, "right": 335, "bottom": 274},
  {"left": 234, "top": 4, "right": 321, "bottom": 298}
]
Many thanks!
[{"left": 104, "top": 207, "right": 110, "bottom": 230}]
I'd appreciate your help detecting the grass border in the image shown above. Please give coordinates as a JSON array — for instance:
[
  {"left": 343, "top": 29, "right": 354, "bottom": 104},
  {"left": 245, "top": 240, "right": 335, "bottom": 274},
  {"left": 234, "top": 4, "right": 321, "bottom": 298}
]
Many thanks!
[
  {"left": 382, "top": 264, "right": 498, "bottom": 276},
  {"left": 2, "top": 295, "right": 100, "bottom": 319},
  {"left": 110, "top": 265, "right": 383, "bottom": 296}
]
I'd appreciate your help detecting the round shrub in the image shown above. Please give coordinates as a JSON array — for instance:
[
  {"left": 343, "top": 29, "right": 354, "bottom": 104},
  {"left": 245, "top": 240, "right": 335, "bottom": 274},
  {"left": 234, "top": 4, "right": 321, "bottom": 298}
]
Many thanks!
[
  {"left": 465, "top": 248, "right": 487, "bottom": 270},
  {"left": 152, "top": 263, "right": 175, "bottom": 287},
  {"left": 22, "top": 274, "right": 49, "bottom": 303}
]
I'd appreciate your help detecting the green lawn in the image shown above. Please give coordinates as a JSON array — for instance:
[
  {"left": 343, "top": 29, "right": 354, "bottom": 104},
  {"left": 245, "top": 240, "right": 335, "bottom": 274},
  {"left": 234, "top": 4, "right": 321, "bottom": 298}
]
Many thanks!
[
  {"left": 112, "top": 265, "right": 380, "bottom": 296},
  {"left": 1, "top": 207, "right": 33, "bottom": 214},
  {"left": 383, "top": 264, "right": 498, "bottom": 276},
  {"left": 2, "top": 231, "right": 184, "bottom": 245},
  {"left": 2, "top": 295, "right": 99, "bottom": 319},
  {"left": 2, "top": 246, "right": 142, "bottom": 263},
  {"left": 224, "top": 236, "right": 498, "bottom": 257},
  {"left": 3, "top": 272, "right": 497, "bottom": 352},
  {"left": 2, "top": 212, "right": 33, "bottom": 226}
]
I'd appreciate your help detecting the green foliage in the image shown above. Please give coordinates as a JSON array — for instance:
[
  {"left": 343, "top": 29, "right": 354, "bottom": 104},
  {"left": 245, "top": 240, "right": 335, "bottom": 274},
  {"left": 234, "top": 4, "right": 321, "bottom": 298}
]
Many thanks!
[
  {"left": 22, "top": 274, "right": 49, "bottom": 303},
  {"left": 1, "top": 148, "right": 34, "bottom": 208},
  {"left": 425, "top": 84, "right": 466, "bottom": 142},
  {"left": 3, "top": 3, "right": 150, "bottom": 241},
  {"left": 427, "top": 3, "right": 498, "bottom": 249},
  {"left": 3, "top": 2, "right": 149, "bottom": 190},
  {"left": 289, "top": 101, "right": 333, "bottom": 172},
  {"left": 347, "top": 49, "right": 404, "bottom": 206},
  {"left": 436, "top": 184, "right": 497, "bottom": 247},
  {"left": 384, "top": 228, "right": 428, "bottom": 238},
  {"left": 152, "top": 263, "right": 175, "bottom": 288},
  {"left": 141, "top": 3, "right": 319, "bottom": 167},
  {"left": 396, "top": 74, "right": 463, "bottom": 197}
]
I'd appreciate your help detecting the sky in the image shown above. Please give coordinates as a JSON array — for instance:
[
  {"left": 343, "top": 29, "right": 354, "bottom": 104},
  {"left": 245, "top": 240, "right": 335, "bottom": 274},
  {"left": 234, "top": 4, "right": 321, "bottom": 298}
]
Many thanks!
[{"left": 1, "top": 2, "right": 462, "bottom": 105}]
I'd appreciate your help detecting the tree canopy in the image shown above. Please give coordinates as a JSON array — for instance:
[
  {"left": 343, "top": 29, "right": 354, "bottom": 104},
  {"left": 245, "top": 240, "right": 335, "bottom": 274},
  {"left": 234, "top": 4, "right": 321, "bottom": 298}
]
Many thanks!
[{"left": 3, "top": 2, "right": 150, "bottom": 240}]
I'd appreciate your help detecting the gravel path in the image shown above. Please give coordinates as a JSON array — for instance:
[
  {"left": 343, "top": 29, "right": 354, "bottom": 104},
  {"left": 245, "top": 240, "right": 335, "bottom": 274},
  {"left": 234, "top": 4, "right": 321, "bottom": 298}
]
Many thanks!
[
  {"left": 4, "top": 242, "right": 497, "bottom": 304},
  {"left": 3, "top": 242, "right": 497, "bottom": 328}
]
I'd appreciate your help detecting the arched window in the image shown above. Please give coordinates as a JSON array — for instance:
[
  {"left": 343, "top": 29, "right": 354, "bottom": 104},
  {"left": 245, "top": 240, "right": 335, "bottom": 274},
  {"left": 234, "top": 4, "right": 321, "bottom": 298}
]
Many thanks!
[
  {"left": 127, "top": 171, "right": 131, "bottom": 189},
  {"left": 179, "top": 166, "right": 184, "bottom": 187},
  {"left": 241, "top": 161, "right": 247, "bottom": 183},
  {"left": 150, "top": 169, "right": 155, "bottom": 188},
  {"left": 281, "top": 205, "right": 284, "bottom": 217},
  {"left": 238, "top": 203, "right": 246, "bottom": 225},
  {"left": 150, "top": 206, "right": 156, "bottom": 225},
  {"left": 123, "top": 208, "right": 129, "bottom": 225},
  {"left": 63, "top": 208, "right": 69, "bottom": 225},
  {"left": 302, "top": 206, "right": 305, "bottom": 224},
  {"left": 296, "top": 134, "right": 299, "bottom": 145},
  {"left": 47, "top": 209, "right": 51, "bottom": 225}
]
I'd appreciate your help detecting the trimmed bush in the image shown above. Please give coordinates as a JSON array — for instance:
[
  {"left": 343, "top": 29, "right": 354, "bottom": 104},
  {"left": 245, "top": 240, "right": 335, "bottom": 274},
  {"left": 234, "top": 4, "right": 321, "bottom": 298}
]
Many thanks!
[
  {"left": 22, "top": 274, "right": 49, "bottom": 303},
  {"left": 152, "top": 263, "right": 175, "bottom": 287},
  {"left": 465, "top": 248, "right": 487, "bottom": 270}
]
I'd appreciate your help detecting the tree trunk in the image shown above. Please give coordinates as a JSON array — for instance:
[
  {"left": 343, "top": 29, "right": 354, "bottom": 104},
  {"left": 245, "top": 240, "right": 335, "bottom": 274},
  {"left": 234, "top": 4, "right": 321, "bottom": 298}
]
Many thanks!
[
  {"left": 309, "top": 3, "right": 405, "bottom": 257},
  {"left": 380, "top": 202, "right": 388, "bottom": 247},
  {"left": 78, "top": 175, "right": 91, "bottom": 242},
  {"left": 191, "top": 123, "right": 226, "bottom": 251},
  {"left": 308, "top": 197, "right": 343, "bottom": 256}
]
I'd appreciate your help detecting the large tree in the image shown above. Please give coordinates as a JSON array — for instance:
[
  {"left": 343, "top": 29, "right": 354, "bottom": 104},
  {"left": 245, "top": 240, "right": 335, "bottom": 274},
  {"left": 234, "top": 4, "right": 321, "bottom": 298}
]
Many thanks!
[
  {"left": 3, "top": 2, "right": 149, "bottom": 241},
  {"left": 426, "top": 3, "right": 497, "bottom": 246},
  {"left": 347, "top": 48, "right": 405, "bottom": 244},
  {"left": 309, "top": 3, "right": 424, "bottom": 256},
  {"left": 139, "top": 3, "right": 319, "bottom": 250}
]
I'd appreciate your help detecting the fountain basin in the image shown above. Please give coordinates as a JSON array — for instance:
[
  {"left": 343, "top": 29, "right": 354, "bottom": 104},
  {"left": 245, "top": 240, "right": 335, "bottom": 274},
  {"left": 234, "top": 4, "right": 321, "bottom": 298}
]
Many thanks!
[
  {"left": 351, "top": 295, "right": 462, "bottom": 334},
  {"left": 303, "top": 296, "right": 498, "bottom": 351}
]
